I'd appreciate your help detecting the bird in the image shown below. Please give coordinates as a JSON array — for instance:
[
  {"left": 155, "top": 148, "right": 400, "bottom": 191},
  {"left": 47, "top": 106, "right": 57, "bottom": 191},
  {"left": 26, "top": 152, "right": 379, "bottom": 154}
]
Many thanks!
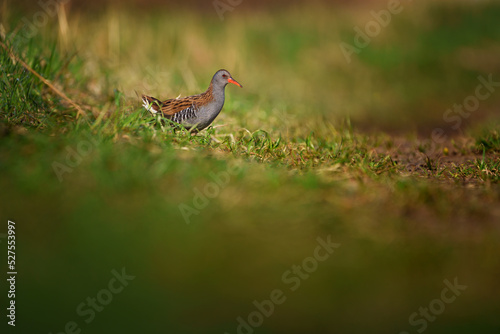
[{"left": 142, "top": 69, "right": 242, "bottom": 132}]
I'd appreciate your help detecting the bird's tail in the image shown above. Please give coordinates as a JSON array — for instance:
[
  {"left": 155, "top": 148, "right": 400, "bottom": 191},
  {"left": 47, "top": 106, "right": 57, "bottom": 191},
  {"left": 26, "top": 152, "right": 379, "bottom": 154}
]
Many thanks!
[{"left": 142, "top": 95, "right": 162, "bottom": 114}]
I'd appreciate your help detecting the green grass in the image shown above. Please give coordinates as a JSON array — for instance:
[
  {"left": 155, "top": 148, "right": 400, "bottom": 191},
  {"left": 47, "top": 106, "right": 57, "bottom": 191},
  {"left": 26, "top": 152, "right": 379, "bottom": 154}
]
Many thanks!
[{"left": 1, "top": 2, "right": 500, "bottom": 334}]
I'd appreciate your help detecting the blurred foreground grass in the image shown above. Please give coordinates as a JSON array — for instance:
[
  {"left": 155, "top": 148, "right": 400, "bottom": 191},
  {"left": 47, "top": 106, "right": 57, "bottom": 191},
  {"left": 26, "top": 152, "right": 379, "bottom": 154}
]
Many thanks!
[{"left": 1, "top": 1, "right": 500, "bottom": 333}]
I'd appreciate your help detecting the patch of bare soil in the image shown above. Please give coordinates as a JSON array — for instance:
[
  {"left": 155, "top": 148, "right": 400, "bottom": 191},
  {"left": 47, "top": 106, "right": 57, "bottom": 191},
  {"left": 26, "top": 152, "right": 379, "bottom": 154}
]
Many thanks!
[{"left": 375, "top": 135, "right": 500, "bottom": 184}]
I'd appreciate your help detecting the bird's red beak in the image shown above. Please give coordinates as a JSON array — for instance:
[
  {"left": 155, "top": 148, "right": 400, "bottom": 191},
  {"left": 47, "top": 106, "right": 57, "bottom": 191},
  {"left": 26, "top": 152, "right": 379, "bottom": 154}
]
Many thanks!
[{"left": 228, "top": 77, "right": 243, "bottom": 88}]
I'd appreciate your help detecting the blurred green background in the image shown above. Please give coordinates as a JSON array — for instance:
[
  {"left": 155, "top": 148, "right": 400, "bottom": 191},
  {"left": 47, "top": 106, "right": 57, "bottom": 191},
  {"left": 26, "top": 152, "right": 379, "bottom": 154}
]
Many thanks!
[{"left": 1, "top": 0, "right": 500, "bottom": 333}]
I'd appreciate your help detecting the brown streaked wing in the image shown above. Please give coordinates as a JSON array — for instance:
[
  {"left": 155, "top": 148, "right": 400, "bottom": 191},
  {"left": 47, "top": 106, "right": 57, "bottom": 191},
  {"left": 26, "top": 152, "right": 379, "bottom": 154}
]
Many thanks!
[
  {"left": 159, "top": 93, "right": 211, "bottom": 116},
  {"left": 159, "top": 97, "right": 198, "bottom": 116}
]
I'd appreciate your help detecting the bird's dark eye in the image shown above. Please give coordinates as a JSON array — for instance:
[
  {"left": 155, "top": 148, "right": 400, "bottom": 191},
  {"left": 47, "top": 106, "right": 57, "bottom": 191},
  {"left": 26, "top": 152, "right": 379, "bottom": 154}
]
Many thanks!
[{"left": 222, "top": 74, "right": 227, "bottom": 78}]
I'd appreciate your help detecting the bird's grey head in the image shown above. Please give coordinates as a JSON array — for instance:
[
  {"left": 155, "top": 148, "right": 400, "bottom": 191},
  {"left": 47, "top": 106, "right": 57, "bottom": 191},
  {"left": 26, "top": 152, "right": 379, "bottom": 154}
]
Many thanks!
[{"left": 212, "top": 69, "right": 243, "bottom": 88}]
